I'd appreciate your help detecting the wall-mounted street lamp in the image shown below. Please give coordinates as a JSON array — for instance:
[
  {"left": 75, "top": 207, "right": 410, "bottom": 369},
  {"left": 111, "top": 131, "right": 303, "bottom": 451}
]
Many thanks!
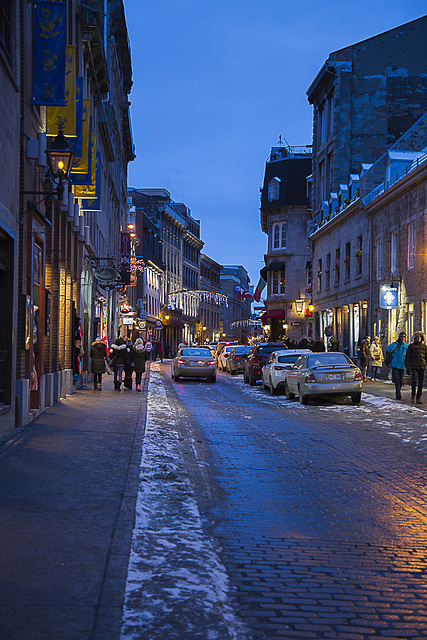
[
  {"left": 45, "top": 130, "right": 75, "bottom": 200},
  {"left": 295, "top": 299, "right": 305, "bottom": 315}
]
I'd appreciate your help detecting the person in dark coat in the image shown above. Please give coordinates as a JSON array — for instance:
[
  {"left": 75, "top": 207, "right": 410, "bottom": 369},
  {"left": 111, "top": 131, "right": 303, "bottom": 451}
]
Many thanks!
[
  {"left": 155, "top": 340, "right": 163, "bottom": 362},
  {"left": 110, "top": 336, "right": 127, "bottom": 391},
  {"left": 312, "top": 337, "right": 326, "bottom": 352},
  {"left": 298, "top": 335, "right": 310, "bottom": 349},
  {"left": 90, "top": 338, "right": 109, "bottom": 391},
  {"left": 360, "top": 336, "right": 371, "bottom": 381},
  {"left": 123, "top": 340, "right": 134, "bottom": 390},
  {"left": 329, "top": 338, "right": 340, "bottom": 352},
  {"left": 405, "top": 331, "right": 427, "bottom": 404},
  {"left": 132, "top": 338, "right": 148, "bottom": 391}
]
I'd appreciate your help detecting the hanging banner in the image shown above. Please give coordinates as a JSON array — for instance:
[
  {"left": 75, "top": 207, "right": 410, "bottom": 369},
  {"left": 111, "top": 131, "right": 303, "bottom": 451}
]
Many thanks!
[
  {"left": 128, "top": 255, "right": 137, "bottom": 287},
  {"left": 79, "top": 151, "right": 100, "bottom": 209},
  {"left": 32, "top": 1, "right": 67, "bottom": 106},
  {"left": 120, "top": 232, "right": 131, "bottom": 285},
  {"left": 380, "top": 284, "right": 399, "bottom": 310},
  {"left": 74, "top": 137, "right": 97, "bottom": 196},
  {"left": 71, "top": 99, "right": 91, "bottom": 175},
  {"left": 46, "top": 45, "right": 76, "bottom": 135}
]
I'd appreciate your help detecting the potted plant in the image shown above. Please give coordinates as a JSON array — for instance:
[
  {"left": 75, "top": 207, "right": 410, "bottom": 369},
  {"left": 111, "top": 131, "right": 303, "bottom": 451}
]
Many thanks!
[
  {"left": 344, "top": 256, "right": 350, "bottom": 264},
  {"left": 355, "top": 248, "right": 362, "bottom": 260},
  {"left": 334, "top": 259, "right": 340, "bottom": 270}
]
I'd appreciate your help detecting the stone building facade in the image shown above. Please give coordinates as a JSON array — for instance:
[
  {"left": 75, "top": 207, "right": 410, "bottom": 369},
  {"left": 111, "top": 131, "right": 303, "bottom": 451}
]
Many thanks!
[
  {"left": 199, "top": 254, "right": 223, "bottom": 344},
  {"left": 220, "top": 266, "right": 251, "bottom": 341},
  {"left": 307, "top": 15, "right": 427, "bottom": 356},
  {"left": 259, "top": 145, "right": 312, "bottom": 342}
]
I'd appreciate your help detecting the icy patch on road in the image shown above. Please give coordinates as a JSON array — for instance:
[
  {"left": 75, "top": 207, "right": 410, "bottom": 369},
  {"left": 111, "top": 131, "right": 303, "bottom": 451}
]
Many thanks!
[{"left": 121, "top": 364, "right": 247, "bottom": 640}]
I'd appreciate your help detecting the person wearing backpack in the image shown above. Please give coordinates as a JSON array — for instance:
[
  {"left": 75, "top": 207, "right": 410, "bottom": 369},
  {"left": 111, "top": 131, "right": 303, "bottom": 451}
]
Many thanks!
[
  {"left": 405, "top": 331, "right": 427, "bottom": 404},
  {"left": 385, "top": 332, "right": 408, "bottom": 400}
]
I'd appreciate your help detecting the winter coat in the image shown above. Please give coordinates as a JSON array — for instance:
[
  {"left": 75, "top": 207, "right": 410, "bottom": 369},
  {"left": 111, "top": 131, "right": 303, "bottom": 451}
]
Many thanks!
[
  {"left": 405, "top": 339, "right": 427, "bottom": 371},
  {"left": 298, "top": 337, "right": 310, "bottom": 349},
  {"left": 386, "top": 340, "right": 408, "bottom": 370},
  {"left": 90, "top": 340, "right": 108, "bottom": 374},
  {"left": 124, "top": 343, "right": 134, "bottom": 371},
  {"left": 370, "top": 340, "right": 384, "bottom": 368},
  {"left": 361, "top": 340, "right": 371, "bottom": 364},
  {"left": 132, "top": 341, "right": 148, "bottom": 373},
  {"left": 110, "top": 338, "right": 127, "bottom": 368},
  {"left": 312, "top": 339, "right": 325, "bottom": 353}
]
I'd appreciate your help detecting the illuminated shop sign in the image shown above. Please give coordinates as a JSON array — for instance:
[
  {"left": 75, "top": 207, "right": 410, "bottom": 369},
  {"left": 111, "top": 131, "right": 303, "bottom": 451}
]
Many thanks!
[{"left": 380, "top": 284, "right": 398, "bottom": 310}]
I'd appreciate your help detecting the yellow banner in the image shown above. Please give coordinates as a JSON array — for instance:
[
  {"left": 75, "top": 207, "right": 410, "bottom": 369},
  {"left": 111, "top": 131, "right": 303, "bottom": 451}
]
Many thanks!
[
  {"left": 74, "top": 134, "right": 97, "bottom": 198},
  {"left": 70, "top": 99, "right": 90, "bottom": 174},
  {"left": 46, "top": 45, "right": 76, "bottom": 136}
]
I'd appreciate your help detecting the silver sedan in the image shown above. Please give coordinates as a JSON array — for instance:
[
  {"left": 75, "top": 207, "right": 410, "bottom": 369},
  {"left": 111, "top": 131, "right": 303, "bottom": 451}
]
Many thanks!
[
  {"left": 284, "top": 352, "right": 363, "bottom": 404},
  {"left": 171, "top": 347, "right": 217, "bottom": 382}
]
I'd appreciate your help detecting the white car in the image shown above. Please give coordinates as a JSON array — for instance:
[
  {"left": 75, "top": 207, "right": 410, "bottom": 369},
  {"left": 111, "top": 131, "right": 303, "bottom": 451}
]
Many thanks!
[
  {"left": 262, "top": 349, "right": 312, "bottom": 395},
  {"left": 218, "top": 345, "right": 239, "bottom": 371}
]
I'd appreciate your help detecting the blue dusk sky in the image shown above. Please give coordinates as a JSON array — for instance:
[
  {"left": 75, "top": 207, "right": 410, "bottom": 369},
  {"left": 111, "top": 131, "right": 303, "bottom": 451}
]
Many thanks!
[{"left": 124, "top": 1, "right": 426, "bottom": 288}]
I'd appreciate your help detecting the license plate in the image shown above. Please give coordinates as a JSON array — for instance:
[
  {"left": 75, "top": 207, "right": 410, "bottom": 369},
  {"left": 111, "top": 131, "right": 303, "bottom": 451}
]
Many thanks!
[{"left": 328, "top": 373, "right": 342, "bottom": 380}]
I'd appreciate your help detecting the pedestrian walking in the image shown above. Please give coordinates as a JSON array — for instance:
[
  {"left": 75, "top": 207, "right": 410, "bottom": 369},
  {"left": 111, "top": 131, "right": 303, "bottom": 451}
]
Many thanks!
[
  {"left": 298, "top": 335, "right": 310, "bottom": 349},
  {"left": 386, "top": 332, "right": 408, "bottom": 400},
  {"left": 90, "top": 337, "right": 109, "bottom": 391},
  {"left": 329, "top": 337, "right": 340, "bottom": 352},
  {"left": 164, "top": 342, "right": 171, "bottom": 359},
  {"left": 405, "top": 331, "right": 427, "bottom": 404},
  {"left": 132, "top": 338, "right": 148, "bottom": 391},
  {"left": 110, "top": 336, "right": 127, "bottom": 391},
  {"left": 123, "top": 339, "right": 134, "bottom": 390},
  {"left": 145, "top": 340, "right": 153, "bottom": 361},
  {"left": 360, "top": 336, "right": 371, "bottom": 381},
  {"left": 370, "top": 336, "right": 384, "bottom": 380},
  {"left": 155, "top": 340, "right": 163, "bottom": 362}
]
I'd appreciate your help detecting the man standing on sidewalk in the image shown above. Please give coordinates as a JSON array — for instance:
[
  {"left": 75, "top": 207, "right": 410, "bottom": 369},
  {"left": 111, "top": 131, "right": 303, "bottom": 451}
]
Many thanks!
[
  {"left": 405, "top": 331, "right": 427, "bottom": 404},
  {"left": 386, "top": 332, "right": 408, "bottom": 400}
]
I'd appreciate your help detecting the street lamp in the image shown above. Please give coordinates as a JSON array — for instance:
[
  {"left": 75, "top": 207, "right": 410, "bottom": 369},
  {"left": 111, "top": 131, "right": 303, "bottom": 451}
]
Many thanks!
[
  {"left": 45, "top": 130, "right": 75, "bottom": 200},
  {"left": 295, "top": 299, "right": 304, "bottom": 315}
]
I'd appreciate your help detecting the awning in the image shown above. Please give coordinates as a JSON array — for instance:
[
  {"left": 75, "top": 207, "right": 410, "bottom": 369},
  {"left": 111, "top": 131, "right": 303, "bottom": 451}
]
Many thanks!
[
  {"left": 266, "top": 261, "right": 286, "bottom": 271},
  {"left": 261, "top": 308, "right": 286, "bottom": 324},
  {"left": 163, "top": 316, "right": 185, "bottom": 329}
]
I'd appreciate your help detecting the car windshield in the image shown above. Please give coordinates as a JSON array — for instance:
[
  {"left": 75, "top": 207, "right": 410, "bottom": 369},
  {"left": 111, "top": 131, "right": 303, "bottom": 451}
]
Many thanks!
[
  {"left": 258, "top": 345, "right": 283, "bottom": 355},
  {"left": 234, "top": 346, "right": 250, "bottom": 354},
  {"left": 307, "top": 354, "right": 351, "bottom": 367},
  {"left": 181, "top": 348, "right": 211, "bottom": 357},
  {"left": 277, "top": 355, "right": 303, "bottom": 364}
]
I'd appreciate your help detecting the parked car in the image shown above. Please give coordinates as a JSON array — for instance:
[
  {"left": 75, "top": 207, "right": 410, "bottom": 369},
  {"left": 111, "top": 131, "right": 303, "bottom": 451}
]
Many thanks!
[
  {"left": 171, "top": 347, "right": 217, "bottom": 382},
  {"left": 226, "top": 345, "right": 251, "bottom": 374},
  {"left": 214, "top": 341, "right": 239, "bottom": 364},
  {"left": 243, "top": 342, "right": 286, "bottom": 385},
  {"left": 218, "top": 345, "right": 241, "bottom": 371},
  {"left": 262, "top": 349, "right": 312, "bottom": 395},
  {"left": 283, "top": 351, "right": 363, "bottom": 404}
]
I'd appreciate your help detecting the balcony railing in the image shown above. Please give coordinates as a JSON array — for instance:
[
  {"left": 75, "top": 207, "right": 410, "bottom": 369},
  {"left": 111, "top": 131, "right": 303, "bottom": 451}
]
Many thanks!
[{"left": 363, "top": 152, "right": 427, "bottom": 206}]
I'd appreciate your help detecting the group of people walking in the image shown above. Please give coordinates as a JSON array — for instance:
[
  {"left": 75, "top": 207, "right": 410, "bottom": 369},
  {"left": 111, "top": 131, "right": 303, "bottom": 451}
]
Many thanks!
[
  {"left": 89, "top": 335, "right": 164, "bottom": 392},
  {"left": 359, "top": 331, "right": 427, "bottom": 403}
]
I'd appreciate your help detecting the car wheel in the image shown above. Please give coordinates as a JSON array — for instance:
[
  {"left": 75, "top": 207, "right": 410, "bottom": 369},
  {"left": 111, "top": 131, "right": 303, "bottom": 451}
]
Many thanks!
[
  {"left": 351, "top": 392, "right": 361, "bottom": 404},
  {"left": 174, "top": 374, "right": 180, "bottom": 381},
  {"left": 249, "top": 373, "right": 256, "bottom": 386},
  {"left": 244, "top": 370, "right": 249, "bottom": 383},
  {"left": 284, "top": 382, "right": 295, "bottom": 400},
  {"left": 298, "top": 385, "right": 308, "bottom": 405},
  {"left": 262, "top": 377, "right": 268, "bottom": 390},
  {"left": 210, "top": 375, "right": 216, "bottom": 383},
  {"left": 230, "top": 369, "right": 236, "bottom": 375},
  {"left": 269, "top": 378, "right": 277, "bottom": 395}
]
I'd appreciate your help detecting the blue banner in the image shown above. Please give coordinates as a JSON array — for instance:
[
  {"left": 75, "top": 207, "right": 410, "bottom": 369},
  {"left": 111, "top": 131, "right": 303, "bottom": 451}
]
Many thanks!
[
  {"left": 67, "top": 76, "right": 84, "bottom": 157},
  {"left": 32, "top": 2, "right": 67, "bottom": 106},
  {"left": 71, "top": 117, "right": 93, "bottom": 186}
]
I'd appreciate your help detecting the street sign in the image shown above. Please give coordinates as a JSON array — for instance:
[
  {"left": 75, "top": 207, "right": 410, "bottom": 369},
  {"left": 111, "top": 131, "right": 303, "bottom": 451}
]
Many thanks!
[
  {"left": 291, "top": 321, "right": 301, "bottom": 326},
  {"left": 380, "top": 284, "right": 398, "bottom": 310}
]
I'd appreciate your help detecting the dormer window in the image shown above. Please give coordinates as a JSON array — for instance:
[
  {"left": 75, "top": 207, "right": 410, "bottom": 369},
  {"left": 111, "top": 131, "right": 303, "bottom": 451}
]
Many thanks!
[{"left": 268, "top": 178, "right": 280, "bottom": 201}]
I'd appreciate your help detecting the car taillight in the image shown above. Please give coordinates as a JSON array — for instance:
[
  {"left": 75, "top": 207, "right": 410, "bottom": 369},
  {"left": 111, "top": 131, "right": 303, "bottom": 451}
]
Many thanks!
[
  {"left": 354, "top": 371, "right": 362, "bottom": 381},
  {"left": 305, "top": 373, "right": 317, "bottom": 383},
  {"left": 208, "top": 360, "right": 215, "bottom": 365},
  {"left": 177, "top": 359, "right": 186, "bottom": 365},
  {"left": 233, "top": 355, "right": 240, "bottom": 360}
]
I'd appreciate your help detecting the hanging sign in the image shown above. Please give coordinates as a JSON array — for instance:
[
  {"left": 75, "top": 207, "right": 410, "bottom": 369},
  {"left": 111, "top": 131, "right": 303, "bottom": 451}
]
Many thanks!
[{"left": 380, "top": 284, "right": 398, "bottom": 310}]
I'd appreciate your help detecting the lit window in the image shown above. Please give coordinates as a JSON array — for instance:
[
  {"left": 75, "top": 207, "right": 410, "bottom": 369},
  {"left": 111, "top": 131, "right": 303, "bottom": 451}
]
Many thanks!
[{"left": 272, "top": 270, "right": 285, "bottom": 295}]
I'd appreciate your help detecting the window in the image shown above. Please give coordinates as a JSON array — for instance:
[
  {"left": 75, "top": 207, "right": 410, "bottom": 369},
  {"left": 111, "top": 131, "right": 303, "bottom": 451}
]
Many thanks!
[
  {"left": 317, "top": 258, "right": 322, "bottom": 292},
  {"left": 268, "top": 178, "right": 280, "bottom": 201},
  {"left": 325, "top": 254, "right": 331, "bottom": 289},
  {"left": 272, "top": 270, "right": 285, "bottom": 295},
  {"left": 390, "top": 230, "right": 397, "bottom": 275},
  {"left": 376, "top": 238, "right": 382, "bottom": 281},
  {"left": 356, "top": 235, "right": 362, "bottom": 276},
  {"left": 320, "top": 161, "right": 326, "bottom": 200},
  {"left": 273, "top": 222, "right": 287, "bottom": 250},
  {"left": 335, "top": 248, "right": 340, "bottom": 285},
  {"left": 344, "top": 242, "right": 351, "bottom": 281},
  {"left": 407, "top": 222, "right": 415, "bottom": 269}
]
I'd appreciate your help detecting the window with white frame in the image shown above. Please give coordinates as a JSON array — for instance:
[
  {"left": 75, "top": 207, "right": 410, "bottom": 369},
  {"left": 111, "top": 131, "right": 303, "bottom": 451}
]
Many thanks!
[
  {"left": 268, "top": 178, "right": 280, "bottom": 201},
  {"left": 391, "top": 230, "right": 397, "bottom": 275},
  {"left": 407, "top": 222, "right": 415, "bottom": 269},
  {"left": 272, "top": 270, "right": 285, "bottom": 295},
  {"left": 273, "top": 222, "right": 287, "bottom": 250},
  {"left": 376, "top": 238, "right": 382, "bottom": 281}
]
